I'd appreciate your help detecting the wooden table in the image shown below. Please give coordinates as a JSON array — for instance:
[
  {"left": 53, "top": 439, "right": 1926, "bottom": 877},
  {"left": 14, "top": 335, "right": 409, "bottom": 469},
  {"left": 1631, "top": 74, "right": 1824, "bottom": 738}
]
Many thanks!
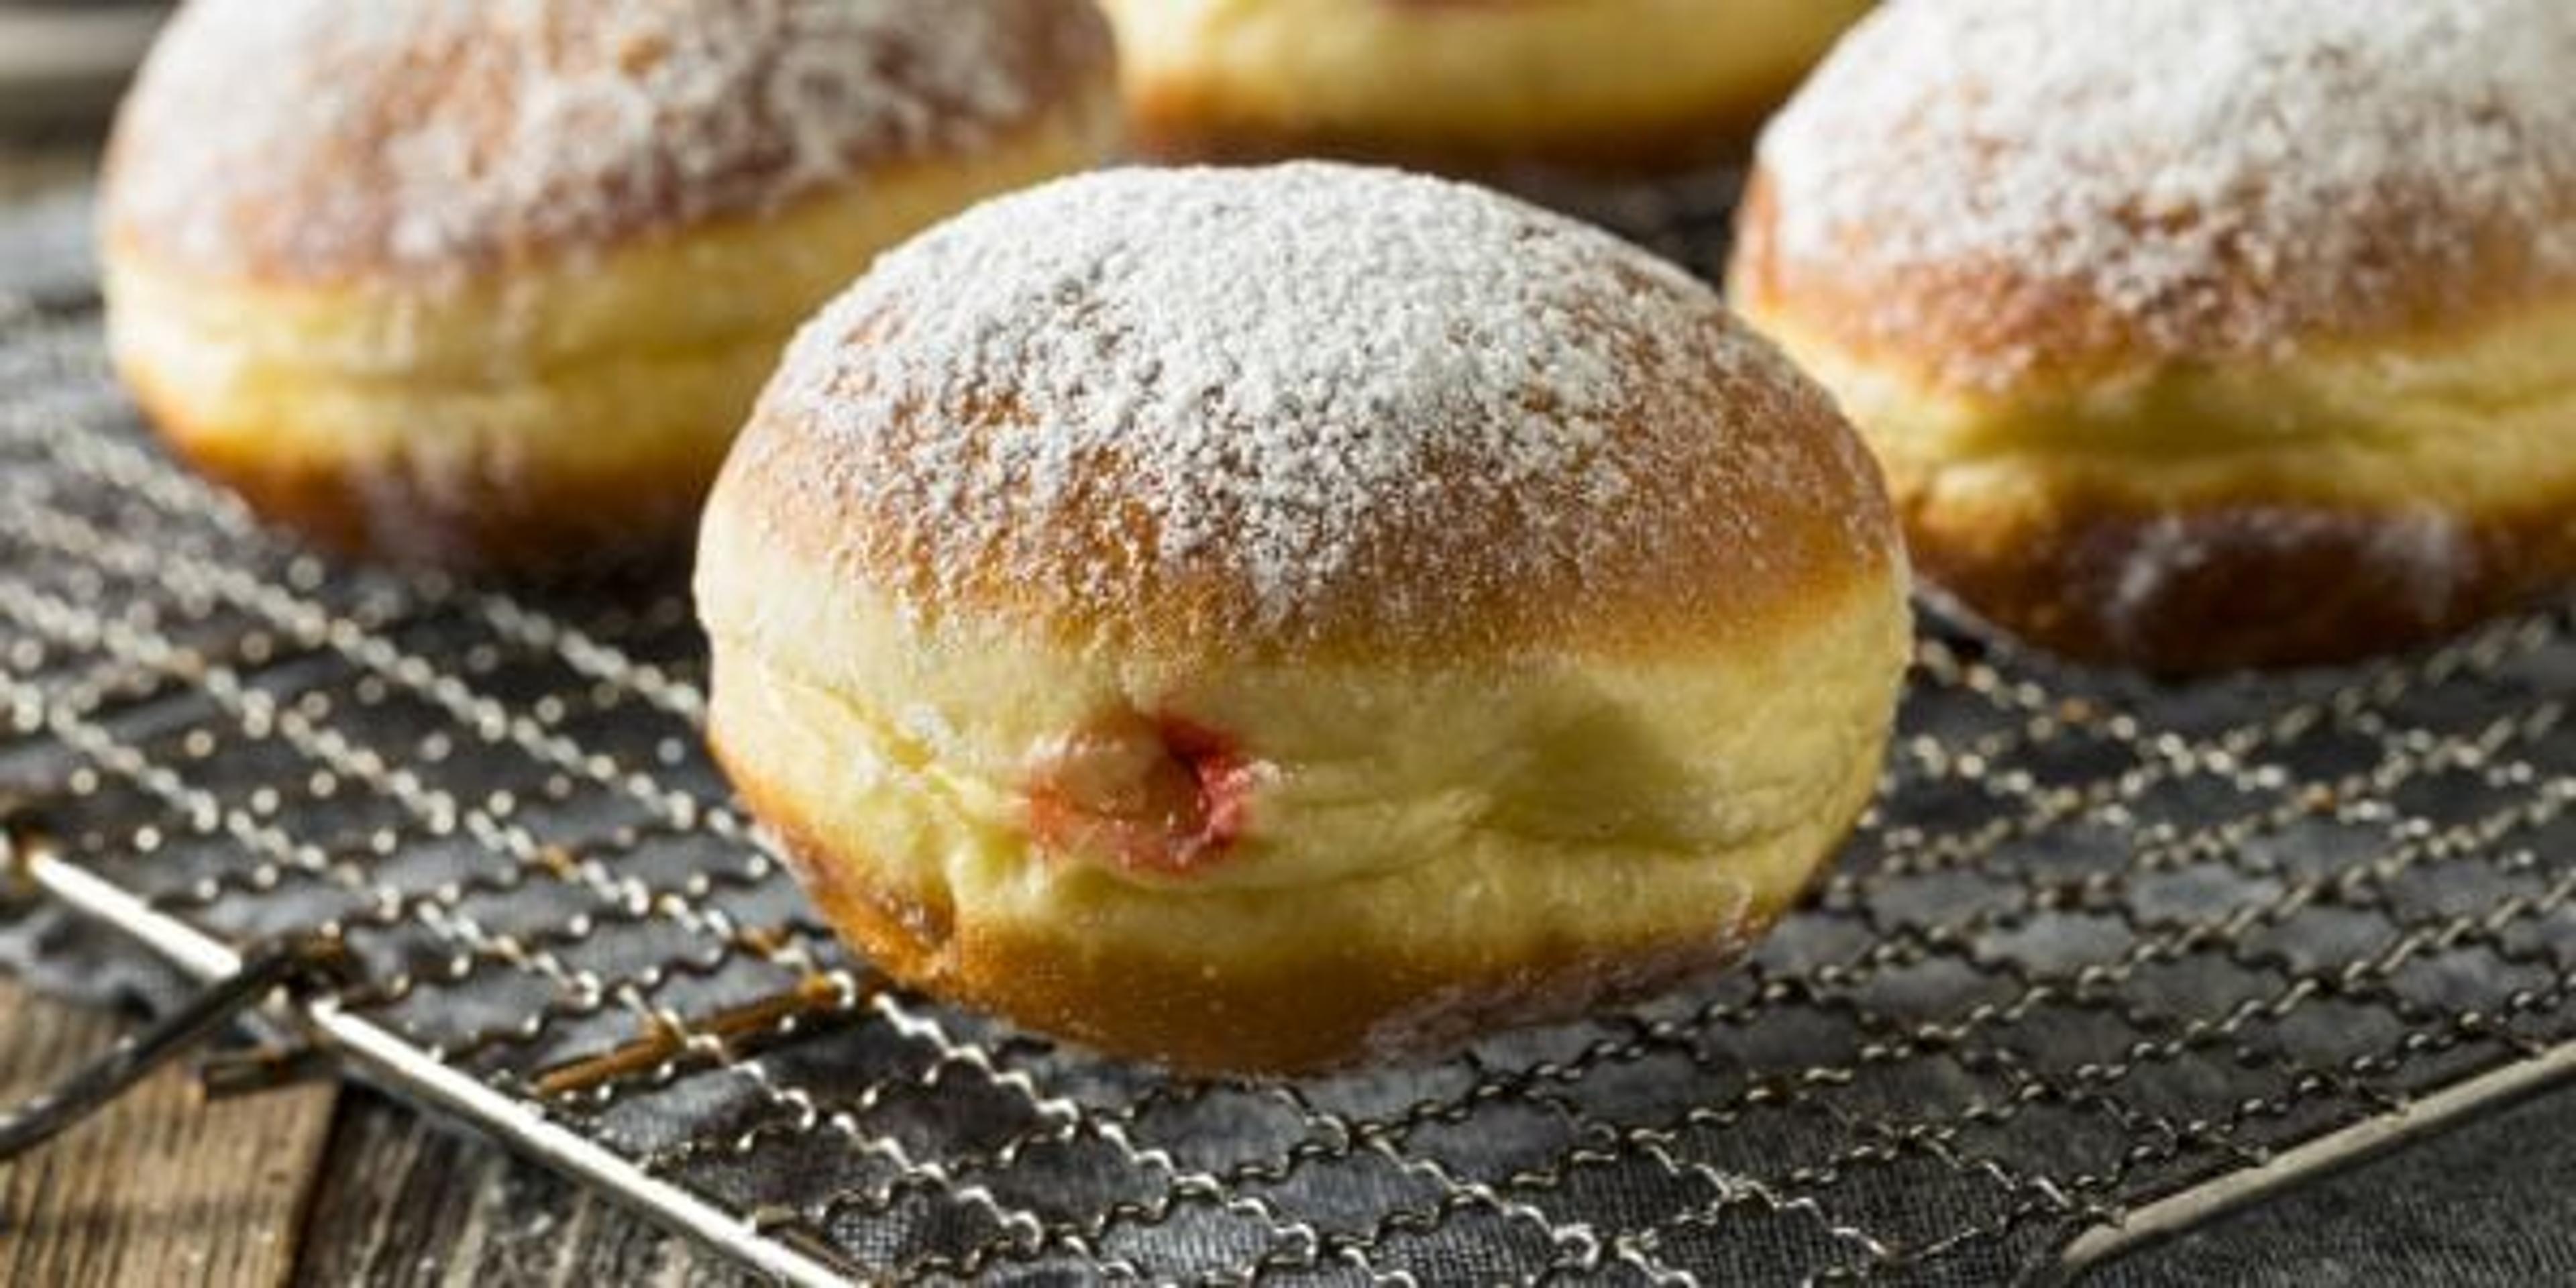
[{"left": 0, "top": 977, "right": 753, "bottom": 1288}]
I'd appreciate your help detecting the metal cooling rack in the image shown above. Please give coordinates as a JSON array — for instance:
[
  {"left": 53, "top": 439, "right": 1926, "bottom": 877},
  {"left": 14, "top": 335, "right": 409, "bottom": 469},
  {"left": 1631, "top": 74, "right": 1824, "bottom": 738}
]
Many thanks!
[{"left": 3, "top": 182, "right": 2575, "bottom": 1287}]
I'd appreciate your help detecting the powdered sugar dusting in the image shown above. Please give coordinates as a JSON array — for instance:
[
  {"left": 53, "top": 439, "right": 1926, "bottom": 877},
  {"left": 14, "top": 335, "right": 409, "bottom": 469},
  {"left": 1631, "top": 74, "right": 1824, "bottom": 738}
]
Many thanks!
[
  {"left": 108, "top": 0, "right": 1106, "bottom": 278},
  {"left": 755, "top": 163, "right": 1876, "bottom": 651},
  {"left": 1757, "top": 0, "right": 2576, "bottom": 386}
]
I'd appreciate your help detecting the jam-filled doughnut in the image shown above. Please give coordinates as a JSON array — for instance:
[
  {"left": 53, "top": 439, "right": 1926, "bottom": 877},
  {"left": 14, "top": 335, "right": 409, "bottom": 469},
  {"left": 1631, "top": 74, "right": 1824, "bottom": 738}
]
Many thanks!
[
  {"left": 698, "top": 164, "right": 1912, "bottom": 1073},
  {"left": 101, "top": 0, "right": 1118, "bottom": 570},
  {"left": 1732, "top": 0, "right": 2576, "bottom": 670}
]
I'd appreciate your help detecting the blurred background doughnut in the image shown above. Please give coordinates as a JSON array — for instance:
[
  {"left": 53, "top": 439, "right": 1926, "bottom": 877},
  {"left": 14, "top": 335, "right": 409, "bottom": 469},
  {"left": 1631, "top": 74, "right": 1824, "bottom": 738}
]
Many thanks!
[
  {"left": 1101, "top": 0, "right": 1872, "bottom": 173},
  {"left": 1733, "top": 0, "right": 2576, "bottom": 671},
  {"left": 101, "top": 0, "right": 1118, "bottom": 572}
]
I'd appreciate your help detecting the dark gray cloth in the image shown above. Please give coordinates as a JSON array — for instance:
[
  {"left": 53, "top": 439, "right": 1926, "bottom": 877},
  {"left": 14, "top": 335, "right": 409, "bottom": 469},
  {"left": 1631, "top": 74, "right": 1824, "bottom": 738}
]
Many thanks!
[
  {"left": 8, "top": 902, "right": 2571, "bottom": 1287},
  {"left": 2102, "top": 1088, "right": 2576, "bottom": 1286}
]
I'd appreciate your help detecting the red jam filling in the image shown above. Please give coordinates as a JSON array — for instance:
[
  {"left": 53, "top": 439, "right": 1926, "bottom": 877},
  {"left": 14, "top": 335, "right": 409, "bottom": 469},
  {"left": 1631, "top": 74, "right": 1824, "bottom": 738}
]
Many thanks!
[{"left": 1026, "top": 712, "right": 1256, "bottom": 877}]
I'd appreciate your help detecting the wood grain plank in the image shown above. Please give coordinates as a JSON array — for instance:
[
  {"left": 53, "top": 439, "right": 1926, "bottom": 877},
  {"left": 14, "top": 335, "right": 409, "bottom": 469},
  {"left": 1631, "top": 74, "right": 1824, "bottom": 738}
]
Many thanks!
[
  {"left": 0, "top": 975, "right": 339, "bottom": 1288},
  {"left": 292, "top": 1091, "right": 754, "bottom": 1288}
]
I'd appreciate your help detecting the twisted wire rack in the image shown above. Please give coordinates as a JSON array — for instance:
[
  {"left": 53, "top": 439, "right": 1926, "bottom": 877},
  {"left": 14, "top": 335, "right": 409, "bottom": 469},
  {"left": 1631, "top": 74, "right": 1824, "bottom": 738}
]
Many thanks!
[{"left": 2, "top": 181, "right": 2573, "bottom": 1285}]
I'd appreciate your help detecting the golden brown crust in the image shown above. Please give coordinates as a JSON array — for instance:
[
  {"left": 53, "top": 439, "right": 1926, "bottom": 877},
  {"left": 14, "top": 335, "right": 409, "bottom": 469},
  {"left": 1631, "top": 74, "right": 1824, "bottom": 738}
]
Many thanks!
[
  {"left": 132, "top": 376, "right": 719, "bottom": 574},
  {"left": 718, "top": 171, "right": 1902, "bottom": 666},
  {"left": 719, "top": 733, "right": 1818, "bottom": 1075},
  {"left": 1731, "top": 168, "right": 2575, "bottom": 396},
  {"left": 107, "top": 101, "right": 1118, "bottom": 574},
  {"left": 1122, "top": 69, "right": 1796, "bottom": 176},
  {"left": 1903, "top": 480, "right": 2576, "bottom": 674},
  {"left": 1736, "top": 137, "right": 2576, "bottom": 672},
  {"left": 718, "top": 389, "right": 1893, "bottom": 667},
  {"left": 103, "top": 0, "right": 1117, "bottom": 286},
  {"left": 1105, "top": 0, "right": 1866, "bottom": 176},
  {"left": 1731, "top": 0, "right": 2576, "bottom": 397}
]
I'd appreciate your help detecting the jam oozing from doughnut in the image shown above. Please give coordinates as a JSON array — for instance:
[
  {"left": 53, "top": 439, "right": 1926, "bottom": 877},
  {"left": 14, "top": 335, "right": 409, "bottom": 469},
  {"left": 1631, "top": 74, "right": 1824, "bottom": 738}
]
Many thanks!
[{"left": 1026, "top": 711, "right": 1256, "bottom": 876}]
